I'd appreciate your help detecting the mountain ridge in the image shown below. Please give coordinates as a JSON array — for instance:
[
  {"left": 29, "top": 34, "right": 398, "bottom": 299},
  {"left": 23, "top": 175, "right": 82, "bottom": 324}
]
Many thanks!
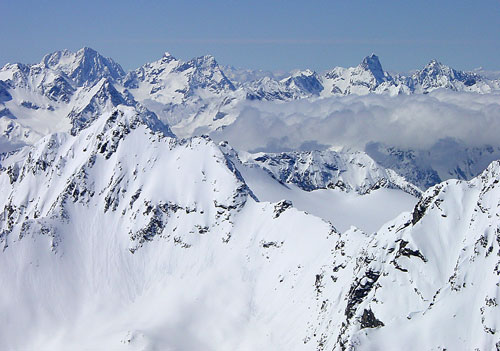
[{"left": 0, "top": 100, "right": 499, "bottom": 349}]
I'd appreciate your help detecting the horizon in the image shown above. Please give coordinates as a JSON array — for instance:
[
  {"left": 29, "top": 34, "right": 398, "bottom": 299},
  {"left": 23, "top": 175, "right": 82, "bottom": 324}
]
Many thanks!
[
  {"left": 0, "top": 46, "right": 495, "bottom": 77},
  {"left": 2, "top": 1, "right": 500, "bottom": 73}
]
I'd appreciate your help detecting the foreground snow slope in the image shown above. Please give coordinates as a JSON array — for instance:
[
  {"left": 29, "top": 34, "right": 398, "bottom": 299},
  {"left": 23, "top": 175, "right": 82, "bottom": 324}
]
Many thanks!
[
  {"left": 3, "top": 47, "right": 500, "bottom": 350},
  {"left": 0, "top": 106, "right": 340, "bottom": 350},
  {"left": 314, "top": 161, "right": 500, "bottom": 350},
  {"left": 0, "top": 105, "right": 500, "bottom": 349}
]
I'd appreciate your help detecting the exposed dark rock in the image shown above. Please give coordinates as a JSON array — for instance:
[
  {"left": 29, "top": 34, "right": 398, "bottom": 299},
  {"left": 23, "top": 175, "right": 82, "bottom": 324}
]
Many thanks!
[{"left": 360, "top": 309, "right": 384, "bottom": 329}]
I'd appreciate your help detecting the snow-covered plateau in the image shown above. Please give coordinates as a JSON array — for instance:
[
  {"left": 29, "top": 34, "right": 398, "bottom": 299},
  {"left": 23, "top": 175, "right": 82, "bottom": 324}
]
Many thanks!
[{"left": 1, "top": 48, "right": 500, "bottom": 350}]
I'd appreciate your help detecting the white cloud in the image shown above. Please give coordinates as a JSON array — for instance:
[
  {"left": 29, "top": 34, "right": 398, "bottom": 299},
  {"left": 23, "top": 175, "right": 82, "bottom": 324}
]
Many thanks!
[{"left": 212, "top": 90, "right": 500, "bottom": 152}]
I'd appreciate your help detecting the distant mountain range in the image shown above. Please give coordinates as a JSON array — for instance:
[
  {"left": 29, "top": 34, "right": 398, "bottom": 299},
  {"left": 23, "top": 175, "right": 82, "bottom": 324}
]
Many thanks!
[{"left": 1, "top": 47, "right": 499, "bottom": 190}]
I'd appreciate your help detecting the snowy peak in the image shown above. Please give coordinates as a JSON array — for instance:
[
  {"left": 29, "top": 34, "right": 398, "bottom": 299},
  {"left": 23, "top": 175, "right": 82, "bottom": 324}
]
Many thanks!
[
  {"left": 161, "top": 51, "right": 176, "bottom": 62},
  {"left": 245, "top": 69, "right": 324, "bottom": 101},
  {"left": 174, "top": 54, "right": 235, "bottom": 92},
  {"left": 361, "top": 53, "right": 382, "bottom": 71},
  {"left": 67, "top": 79, "right": 171, "bottom": 136},
  {"left": 360, "top": 53, "right": 389, "bottom": 84},
  {"left": 280, "top": 69, "right": 323, "bottom": 96},
  {"left": 410, "top": 59, "right": 482, "bottom": 92},
  {"left": 321, "top": 54, "right": 397, "bottom": 96},
  {"left": 42, "top": 47, "right": 125, "bottom": 86},
  {"left": 310, "top": 158, "right": 500, "bottom": 349},
  {"left": 124, "top": 52, "right": 235, "bottom": 102},
  {"left": 0, "top": 60, "right": 77, "bottom": 103}
]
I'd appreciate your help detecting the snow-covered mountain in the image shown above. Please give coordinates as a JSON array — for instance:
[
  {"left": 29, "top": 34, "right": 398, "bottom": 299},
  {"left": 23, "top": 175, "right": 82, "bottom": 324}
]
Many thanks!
[
  {"left": 0, "top": 104, "right": 418, "bottom": 349},
  {"left": 122, "top": 52, "right": 242, "bottom": 134},
  {"left": 0, "top": 48, "right": 161, "bottom": 150},
  {"left": 41, "top": 47, "right": 125, "bottom": 86},
  {"left": 1, "top": 47, "right": 500, "bottom": 349},
  {"left": 246, "top": 69, "right": 324, "bottom": 101},
  {"left": 321, "top": 54, "right": 403, "bottom": 96},
  {"left": 408, "top": 59, "right": 494, "bottom": 93},
  {"left": 1, "top": 47, "right": 499, "bottom": 188},
  {"left": 312, "top": 160, "right": 500, "bottom": 350},
  {"left": 243, "top": 54, "right": 500, "bottom": 101},
  {"left": 239, "top": 148, "right": 421, "bottom": 197},
  {"left": 1, "top": 101, "right": 500, "bottom": 350}
]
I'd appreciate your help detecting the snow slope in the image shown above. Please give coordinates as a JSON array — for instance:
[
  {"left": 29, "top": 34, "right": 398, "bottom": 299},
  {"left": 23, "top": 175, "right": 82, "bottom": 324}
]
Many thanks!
[
  {"left": 0, "top": 105, "right": 420, "bottom": 350},
  {"left": 0, "top": 104, "right": 500, "bottom": 350},
  {"left": 312, "top": 161, "right": 500, "bottom": 350}
]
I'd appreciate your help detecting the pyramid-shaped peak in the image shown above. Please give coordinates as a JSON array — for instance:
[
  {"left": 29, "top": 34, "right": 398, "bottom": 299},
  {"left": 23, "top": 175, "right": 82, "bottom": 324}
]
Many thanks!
[
  {"left": 421, "top": 59, "right": 452, "bottom": 74},
  {"left": 361, "top": 53, "right": 383, "bottom": 72},
  {"left": 41, "top": 47, "right": 125, "bottom": 86},
  {"left": 359, "top": 53, "right": 390, "bottom": 84}
]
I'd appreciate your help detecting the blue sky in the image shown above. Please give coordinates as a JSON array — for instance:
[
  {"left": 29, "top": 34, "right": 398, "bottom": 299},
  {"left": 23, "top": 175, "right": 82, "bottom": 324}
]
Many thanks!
[{"left": 2, "top": 0, "right": 499, "bottom": 72}]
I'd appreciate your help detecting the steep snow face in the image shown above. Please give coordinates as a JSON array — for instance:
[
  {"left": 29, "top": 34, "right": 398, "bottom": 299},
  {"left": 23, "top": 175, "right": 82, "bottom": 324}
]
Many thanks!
[
  {"left": 41, "top": 47, "right": 125, "bottom": 86},
  {"left": 0, "top": 106, "right": 350, "bottom": 350},
  {"left": 2, "top": 104, "right": 499, "bottom": 350},
  {"left": 308, "top": 161, "right": 500, "bottom": 350}
]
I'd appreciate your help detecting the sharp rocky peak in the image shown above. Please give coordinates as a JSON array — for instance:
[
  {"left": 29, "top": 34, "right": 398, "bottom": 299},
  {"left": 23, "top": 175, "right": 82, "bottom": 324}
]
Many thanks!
[
  {"left": 359, "top": 53, "right": 389, "bottom": 83},
  {"left": 361, "top": 54, "right": 383, "bottom": 71}
]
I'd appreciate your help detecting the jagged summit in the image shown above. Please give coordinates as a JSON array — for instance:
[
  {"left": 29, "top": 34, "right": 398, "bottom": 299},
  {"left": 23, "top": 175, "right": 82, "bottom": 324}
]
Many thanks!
[
  {"left": 361, "top": 53, "right": 382, "bottom": 71},
  {"left": 360, "top": 53, "right": 388, "bottom": 84},
  {"left": 411, "top": 58, "right": 482, "bottom": 91}
]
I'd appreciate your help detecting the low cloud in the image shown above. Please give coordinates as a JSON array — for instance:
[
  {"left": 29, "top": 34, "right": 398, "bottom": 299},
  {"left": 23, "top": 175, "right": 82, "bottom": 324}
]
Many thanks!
[{"left": 212, "top": 90, "right": 500, "bottom": 152}]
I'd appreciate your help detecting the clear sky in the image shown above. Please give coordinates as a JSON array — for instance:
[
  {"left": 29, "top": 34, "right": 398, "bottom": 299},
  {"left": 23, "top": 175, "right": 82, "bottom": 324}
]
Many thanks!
[{"left": 2, "top": 0, "right": 500, "bottom": 73}]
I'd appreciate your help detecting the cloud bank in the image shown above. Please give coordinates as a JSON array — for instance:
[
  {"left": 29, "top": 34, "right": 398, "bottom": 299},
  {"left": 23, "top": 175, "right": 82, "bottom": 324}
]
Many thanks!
[{"left": 212, "top": 90, "right": 500, "bottom": 152}]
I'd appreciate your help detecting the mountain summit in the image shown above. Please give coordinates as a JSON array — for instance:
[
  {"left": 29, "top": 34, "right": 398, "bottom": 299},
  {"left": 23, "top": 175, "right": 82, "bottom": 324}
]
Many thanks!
[
  {"left": 360, "top": 53, "right": 388, "bottom": 84},
  {"left": 42, "top": 47, "right": 125, "bottom": 86}
]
